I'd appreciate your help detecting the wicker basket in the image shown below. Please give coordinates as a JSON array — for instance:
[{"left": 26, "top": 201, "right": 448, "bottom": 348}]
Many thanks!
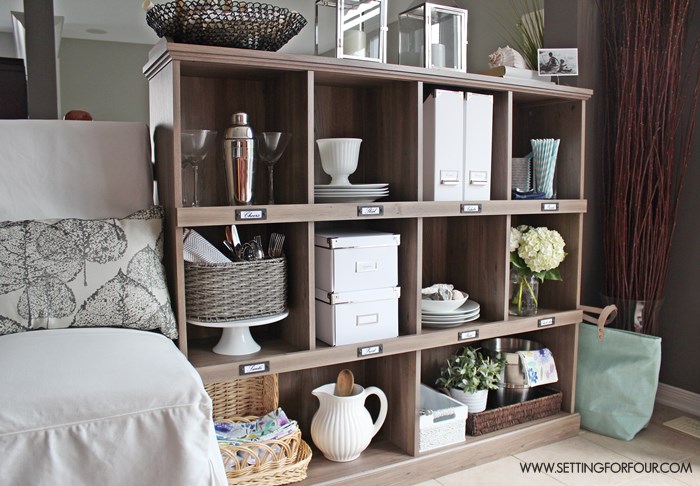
[
  {"left": 207, "top": 375, "right": 279, "bottom": 419},
  {"left": 466, "top": 388, "right": 563, "bottom": 436},
  {"left": 204, "top": 375, "right": 311, "bottom": 486},
  {"left": 185, "top": 257, "right": 287, "bottom": 322},
  {"left": 146, "top": 0, "right": 307, "bottom": 51}
]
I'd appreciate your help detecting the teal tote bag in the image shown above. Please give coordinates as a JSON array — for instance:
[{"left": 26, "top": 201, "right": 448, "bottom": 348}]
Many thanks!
[{"left": 575, "top": 316, "right": 661, "bottom": 441}]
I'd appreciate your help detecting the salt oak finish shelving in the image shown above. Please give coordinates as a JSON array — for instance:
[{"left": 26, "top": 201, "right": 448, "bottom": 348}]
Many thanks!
[{"left": 145, "top": 40, "right": 591, "bottom": 485}]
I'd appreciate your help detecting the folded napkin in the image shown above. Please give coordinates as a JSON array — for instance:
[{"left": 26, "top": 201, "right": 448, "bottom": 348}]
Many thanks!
[
  {"left": 215, "top": 408, "right": 299, "bottom": 470},
  {"left": 517, "top": 348, "right": 558, "bottom": 386},
  {"left": 214, "top": 407, "right": 297, "bottom": 446},
  {"left": 182, "top": 228, "right": 231, "bottom": 263}
]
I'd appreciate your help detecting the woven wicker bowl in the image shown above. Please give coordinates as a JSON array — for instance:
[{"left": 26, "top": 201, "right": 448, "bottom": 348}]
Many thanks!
[
  {"left": 185, "top": 257, "right": 287, "bottom": 322},
  {"left": 146, "top": 0, "right": 307, "bottom": 51}
]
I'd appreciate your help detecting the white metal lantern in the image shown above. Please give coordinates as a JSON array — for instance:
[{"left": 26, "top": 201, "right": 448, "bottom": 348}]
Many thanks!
[
  {"left": 315, "top": 0, "right": 388, "bottom": 63},
  {"left": 398, "top": 3, "right": 468, "bottom": 71}
]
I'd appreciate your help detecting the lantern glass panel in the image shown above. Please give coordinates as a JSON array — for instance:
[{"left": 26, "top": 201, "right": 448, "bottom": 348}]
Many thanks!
[
  {"left": 429, "top": 8, "right": 463, "bottom": 70},
  {"left": 342, "top": 0, "right": 383, "bottom": 60},
  {"left": 399, "top": 4, "right": 467, "bottom": 71},
  {"left": 316, "top": 0, "right": 386, "bottom": 62},
  {"left": 398, "top": 6, "right": 425, "bottom": 67}
]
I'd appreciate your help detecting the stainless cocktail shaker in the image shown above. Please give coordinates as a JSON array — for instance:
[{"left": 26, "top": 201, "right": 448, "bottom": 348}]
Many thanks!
[{"left": 223, "top": 112, "right": 255, "bottom": 205}]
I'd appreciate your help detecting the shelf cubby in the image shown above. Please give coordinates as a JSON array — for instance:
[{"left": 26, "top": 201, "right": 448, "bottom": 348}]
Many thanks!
[
  {"left": 313, "top": 81, "right": 421, "bottom": 201},
  {"left": 180, "top": 70, "right": 312, "bottom": 206},
  {"left": 422, "top": 215, "right": 509, "bottom": 323},
  {"left": 278, "top": 352, "right": 419, "bottom": 455},
  {"left": 511, "top": 96, "right": 586, "bottom": 200},
  {"left": 510, "top": 213, "right": 583, "bottom": 310}
]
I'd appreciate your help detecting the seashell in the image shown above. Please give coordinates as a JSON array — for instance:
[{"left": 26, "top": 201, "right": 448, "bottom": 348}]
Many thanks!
[
  {"left": 422, "top": 283, "right": 454, "bottom": 301},
  {"left": 451, "top": 289, "right": 467, "bottom": 300},
  {"left": 488, "top": 46, "right": 527, "bottom": 69}
]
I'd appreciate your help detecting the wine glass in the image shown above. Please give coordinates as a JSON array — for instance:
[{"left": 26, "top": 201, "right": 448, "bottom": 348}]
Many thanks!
[
  {"left": 181, "top": 130, "right": 217, "bottom": 207},
  {"left": 258, "top": 132, "right": 292, "bottom": 205}
]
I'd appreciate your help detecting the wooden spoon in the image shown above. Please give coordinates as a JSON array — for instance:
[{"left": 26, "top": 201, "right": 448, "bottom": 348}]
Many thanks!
[{"left": 334, "top": 369, "right": 355, "bottom": 397}]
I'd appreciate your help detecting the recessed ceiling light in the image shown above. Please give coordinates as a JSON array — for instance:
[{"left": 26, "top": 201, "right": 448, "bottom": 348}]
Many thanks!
[{"left": 85, "top": 28, "right": 108, "bottom": 35}]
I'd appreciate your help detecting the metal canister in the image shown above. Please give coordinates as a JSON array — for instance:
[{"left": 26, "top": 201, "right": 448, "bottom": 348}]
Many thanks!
[{"left": 223, "top": 112, "right": 255, "bottom": 205}]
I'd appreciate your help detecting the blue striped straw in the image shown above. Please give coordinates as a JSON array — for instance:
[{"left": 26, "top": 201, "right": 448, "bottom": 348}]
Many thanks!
[{"left": 531, "top": 138, "right": 560, "bottom": 198}]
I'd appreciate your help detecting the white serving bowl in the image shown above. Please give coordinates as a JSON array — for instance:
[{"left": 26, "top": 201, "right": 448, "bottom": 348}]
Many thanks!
[
  {"left": 316, "top": 138, "right": 362, "bottom": 186},
  {"left": 421, "top": 294, "right": 469, "bottom": 314}
]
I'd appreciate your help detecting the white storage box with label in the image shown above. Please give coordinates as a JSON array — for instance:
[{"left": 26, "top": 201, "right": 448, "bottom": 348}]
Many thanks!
[
  {"left": 315, "top": 287, "right": 400, "bottom": 346},
  {"left": 315, "top": 230, "right": 400, "bottom": 292},
  {"left": 423, "top": 89, "right": 465, "bottom": 201},
  {"left": 419, "top": 384, "right": 468, "bottom": 452},
  {"left": 424, "top": 89, "right": 493, "bottom": 201},
  {"left": 463, "top": 92, "right": 493, "bottom": 200}
]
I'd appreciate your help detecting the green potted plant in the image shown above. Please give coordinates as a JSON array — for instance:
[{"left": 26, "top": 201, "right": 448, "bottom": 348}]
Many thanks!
[{"left": 435, "top": 346, "right": 504, "bottom": 413}]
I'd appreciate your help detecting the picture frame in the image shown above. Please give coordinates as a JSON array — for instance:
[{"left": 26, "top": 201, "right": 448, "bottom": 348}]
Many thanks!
[{"left": 537, "top": 48, "right": 579, "bottom": 76}]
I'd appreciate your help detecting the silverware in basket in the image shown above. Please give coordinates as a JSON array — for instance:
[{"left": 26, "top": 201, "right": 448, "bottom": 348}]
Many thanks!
[
  {"left": 268, "top": 232, "right": 285, "bottom": 258},
  {"left": 253, "top": 235, "right": 265, "bottom": 259},
  {"left": 224, "top": 225, "right": 246, "bottom": 261}
]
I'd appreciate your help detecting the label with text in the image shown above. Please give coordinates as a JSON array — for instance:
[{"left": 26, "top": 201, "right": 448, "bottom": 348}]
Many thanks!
[
  {"left": 357, "top": 205, "right": 384, "bottom": 217},
  {"left": 357, "top": 344, "right": 383, "bottom": 357},
  {"left": 461, "top": 204, "right": 482, "bottom": 214},
  {"left": 235, "top": 209, "right": 267, "bottom": 221},
  {"left": 538, "top": 317, "right": 555, "bottom": 327},
  {"left": 239, "top": 361, "right": 270, "bottom": 375},
  {"left": 541, "top": 202, "right": 559, "bottom": 212},
  {"left": 458, "top": 329, "right": 479, "bottom": 341}
]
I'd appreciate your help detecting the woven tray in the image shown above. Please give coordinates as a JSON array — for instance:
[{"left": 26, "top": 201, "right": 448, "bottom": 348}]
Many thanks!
[
  {"left": 205, "top": 375, "right": 311, "bottom": 486},
  {"left": 146, "top": 0, "right": 307, "bottom": 51},
  {"left": 185, "top": 257, "right": 287, "bottom": 322},
  {"left": 466, "top": 387, "right": 563, "bottom": 436},
  {"left": 225, "top": 439, "right": 311, "bottom": 486}
]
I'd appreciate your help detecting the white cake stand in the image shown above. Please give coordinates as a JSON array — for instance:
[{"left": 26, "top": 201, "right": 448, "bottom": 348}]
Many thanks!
[{"left": 188, "top": 310, "right": 289, "bottom": 356}]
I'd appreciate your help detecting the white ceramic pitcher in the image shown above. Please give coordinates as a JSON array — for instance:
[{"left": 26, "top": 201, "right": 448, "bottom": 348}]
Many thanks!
[{"left": 310, "top": 383, "right": 388, "bottom": 462}]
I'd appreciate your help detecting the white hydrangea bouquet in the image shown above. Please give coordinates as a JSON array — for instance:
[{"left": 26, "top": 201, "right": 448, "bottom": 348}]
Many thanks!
[{"left": 509, "top": 225, "right": 567, "bottom": 315}]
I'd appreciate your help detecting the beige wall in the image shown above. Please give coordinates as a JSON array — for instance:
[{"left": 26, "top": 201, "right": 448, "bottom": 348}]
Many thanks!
[
  {"left": 3, "top": 0, "right": 505, "bottom": 125},
  {"left": 0, "top": 32, "right": 150, "bottom": 122},
  {"left": 0, "top": 31, "right": 16, "bottom": 57},
  {"left": 59, "top": 38, "right": 150, "bottom": 123}
]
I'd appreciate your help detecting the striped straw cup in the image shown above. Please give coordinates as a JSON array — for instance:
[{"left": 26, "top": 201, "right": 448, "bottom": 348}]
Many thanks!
[{"left": 531, "top": 138, "right": 561, "bottom": 199}]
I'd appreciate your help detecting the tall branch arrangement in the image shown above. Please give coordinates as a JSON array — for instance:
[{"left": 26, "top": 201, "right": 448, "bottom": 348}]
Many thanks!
[{"left": 600, "top": 0, "right": 700, "bottom": 335}]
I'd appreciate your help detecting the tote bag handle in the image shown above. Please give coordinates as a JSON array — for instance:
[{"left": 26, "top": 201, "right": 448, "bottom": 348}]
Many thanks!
[{"left": 580, "top": 304, "right": 618, "bottom": 341}]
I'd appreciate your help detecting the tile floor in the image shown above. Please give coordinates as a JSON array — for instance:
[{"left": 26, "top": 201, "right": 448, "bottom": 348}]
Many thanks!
[{"left": 415, "top": 404, "right": 700, "bottom": 486}]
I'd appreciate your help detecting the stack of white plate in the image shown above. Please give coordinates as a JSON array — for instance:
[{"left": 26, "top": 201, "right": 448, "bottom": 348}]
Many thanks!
[
  {"left": 421, "top": 299, "right": 480, "bottom": 328},
  {"left": 314, "top": 183, "right": 389, "bottom": 203}
]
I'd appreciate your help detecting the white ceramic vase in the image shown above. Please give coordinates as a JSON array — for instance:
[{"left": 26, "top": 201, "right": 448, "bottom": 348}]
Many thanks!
[
  {"left": 310, "top": 383, "right": 388, "bottom": 462},
  {"left": 316, "top": 138, "right": 362, "bottom": 186},
  {"left": 450, "top": 388, "right": 488, "bottom": 413}
]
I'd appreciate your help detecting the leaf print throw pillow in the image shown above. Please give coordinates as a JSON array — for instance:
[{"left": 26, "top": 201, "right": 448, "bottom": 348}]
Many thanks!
[{"left": 0, "top": 206, "right": 177, "bottom": 338}]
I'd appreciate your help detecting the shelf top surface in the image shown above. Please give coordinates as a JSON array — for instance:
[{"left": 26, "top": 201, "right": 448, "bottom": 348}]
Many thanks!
[
  {"left": 145, "top": 40, "right": 593, "bottom": 102},
  {"left": 190, "top": 309, "right": 583, "bottom": 381},
  {"left": 176, "top": 200, "right": 587, "bottom": 227}
]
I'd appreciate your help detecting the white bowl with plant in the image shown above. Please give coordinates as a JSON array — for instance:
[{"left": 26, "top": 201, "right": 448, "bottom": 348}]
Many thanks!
[
  {"left": 421, "top": 286, "right": 469, "bottom": 313},
  {"left": 435, "top": 346, "right": 504, "bottom": 413}
]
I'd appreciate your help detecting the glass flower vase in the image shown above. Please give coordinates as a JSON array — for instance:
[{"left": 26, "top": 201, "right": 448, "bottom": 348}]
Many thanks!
[{"left": 509, "top": 268, "right": 539, "bottom": 316}]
